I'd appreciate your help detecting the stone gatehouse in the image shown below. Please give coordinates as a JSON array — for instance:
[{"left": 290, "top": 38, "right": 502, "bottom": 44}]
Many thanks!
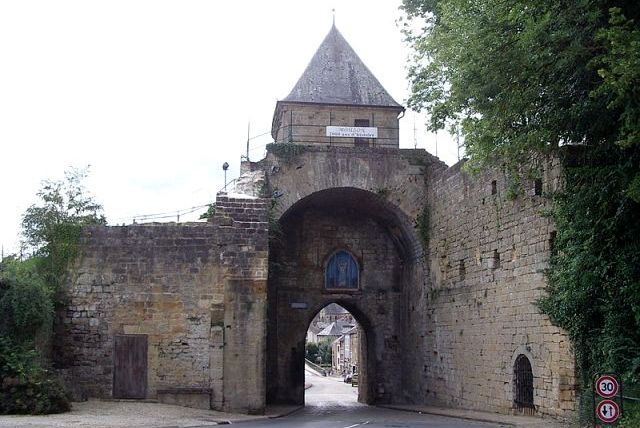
[{"left": 57, "top": 24, "right": 576, "bottom": 421}]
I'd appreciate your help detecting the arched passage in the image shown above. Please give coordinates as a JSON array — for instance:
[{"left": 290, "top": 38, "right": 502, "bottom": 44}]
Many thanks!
[
  {"left": 513, "top": 354, "right": 535, "bottom": 414},
  {"left": 266, "top": 187, "right": 424, "bottom": 406},
  {"left": 304, "top": 301, "right": 374, "bottom": 404}
]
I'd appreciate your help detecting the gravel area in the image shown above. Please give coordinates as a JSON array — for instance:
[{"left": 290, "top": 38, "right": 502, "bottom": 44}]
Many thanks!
[{"left": 0, "top": 399, "right": 265, "bottom": 428}]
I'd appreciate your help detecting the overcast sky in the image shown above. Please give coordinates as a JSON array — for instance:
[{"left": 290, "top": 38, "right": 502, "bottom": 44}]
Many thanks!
[{"left": 0, "top": 0, "right": 460, "bottom": 255}]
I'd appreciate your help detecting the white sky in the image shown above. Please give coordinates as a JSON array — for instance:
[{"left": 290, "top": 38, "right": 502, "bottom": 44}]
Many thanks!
[{"left": 0, "top": 0, "right": 460, "bottom": 255}]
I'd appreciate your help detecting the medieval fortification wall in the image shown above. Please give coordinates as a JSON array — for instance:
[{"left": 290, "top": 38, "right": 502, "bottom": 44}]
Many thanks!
[
  {"left": 57, "top": 196, "right": 269, "bottom": 414},
  {"left": 413, "top": 160, "right": 576, "bottom": 418}
]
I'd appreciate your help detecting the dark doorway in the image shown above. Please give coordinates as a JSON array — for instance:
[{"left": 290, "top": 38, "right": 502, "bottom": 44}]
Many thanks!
[
  {"left": 513, "top": 354, "right": 534, "bottom": 414},
  {"left": 113, "top": 334, "right": 148, "bottom": 399}
]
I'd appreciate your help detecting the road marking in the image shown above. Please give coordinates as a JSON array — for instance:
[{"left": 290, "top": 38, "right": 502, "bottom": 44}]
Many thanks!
[{"left": 343, "top": 422, "right": 369, "bottom": 428}]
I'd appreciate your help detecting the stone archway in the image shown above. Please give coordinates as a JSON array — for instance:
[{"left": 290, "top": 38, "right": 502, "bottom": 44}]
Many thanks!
[
  {"left": 303, "top": 301, "right": 374, "bottom": 404},
  {"left": 265, "top": 187, "right": 424, "bottom": 406}
]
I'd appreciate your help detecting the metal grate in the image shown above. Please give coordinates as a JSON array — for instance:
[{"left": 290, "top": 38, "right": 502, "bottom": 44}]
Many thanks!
[{"left": 514, "top": 354, "right": 534, "bottom": 414}]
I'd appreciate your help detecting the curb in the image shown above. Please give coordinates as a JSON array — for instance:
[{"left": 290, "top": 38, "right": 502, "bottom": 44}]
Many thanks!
[
  {"left": 268, "top": 405, "right": 304, "bottom": 419},
  {"left": 377, "top": 404, "right": 517, "bottom": 427}
]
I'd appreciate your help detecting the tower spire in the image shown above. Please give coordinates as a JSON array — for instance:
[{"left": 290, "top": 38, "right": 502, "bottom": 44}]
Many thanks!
[{"left": 332, "top": 8, "right": 335, "bottom": 27}]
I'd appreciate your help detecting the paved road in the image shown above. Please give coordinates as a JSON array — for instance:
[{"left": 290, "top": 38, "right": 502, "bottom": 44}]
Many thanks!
[{"left": 230, "top": 369, "right": 506, "bottom": 428}]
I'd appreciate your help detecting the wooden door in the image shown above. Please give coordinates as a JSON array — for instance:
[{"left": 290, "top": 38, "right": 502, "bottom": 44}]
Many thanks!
[{"left": 113, "top": 334, "right": 148, "bottom": 398}]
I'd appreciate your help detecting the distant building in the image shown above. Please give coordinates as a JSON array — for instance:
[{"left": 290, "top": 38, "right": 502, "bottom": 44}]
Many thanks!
[
  {"left": 317, "top": 303, "right": 354, "bottom": 324},
  {"left": 332, "top": 326, "right": 360, "bottom": 375},
  {"left": 306, "top": 322, "right": 324, "bottom": 344},
  {"left": 306, "top": 304, "right": 355, "bottom": 344},
  {"left": 316, "top": 320, "right": 355, "bottom": 343}
]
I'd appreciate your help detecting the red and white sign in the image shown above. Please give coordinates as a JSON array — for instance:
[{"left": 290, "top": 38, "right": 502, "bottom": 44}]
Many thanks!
[
  {"left": 595, "top": 375, "right": 620, "bottom": 398},
  {"left": 596, "top": 399, "right": 620, "bottom": 424}
]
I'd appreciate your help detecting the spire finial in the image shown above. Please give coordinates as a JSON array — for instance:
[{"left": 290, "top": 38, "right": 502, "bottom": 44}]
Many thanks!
[{"left": 332, "top": 8, "right": 335, "bottom": 27}]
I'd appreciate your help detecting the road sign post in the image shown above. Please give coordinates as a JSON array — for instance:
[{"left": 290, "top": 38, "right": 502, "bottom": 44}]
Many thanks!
[
  {"left": 595, "top": 375, "right": 620, "bottom": 399},
  {"left": 593, "top": 374, "right": 623, "bottom": 426},
  {"left": 596, "top": 400, "right": 620, "bottom": 424}
]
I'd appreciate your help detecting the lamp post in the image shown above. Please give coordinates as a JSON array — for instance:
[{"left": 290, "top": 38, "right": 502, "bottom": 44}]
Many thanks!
[{"left": 222, "top": 162, "right": 229, "bottom": 192}]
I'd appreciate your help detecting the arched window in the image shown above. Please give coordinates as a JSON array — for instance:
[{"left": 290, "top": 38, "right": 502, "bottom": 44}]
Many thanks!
[
  {"left": 325, "top": 250, "right": 359, "bottom": 290},
  {"left": 514, "top": 354, "right": 534, "bottom": 413}
]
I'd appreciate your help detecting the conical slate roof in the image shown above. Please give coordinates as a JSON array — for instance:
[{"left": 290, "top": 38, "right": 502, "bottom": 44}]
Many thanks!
[{"left": 282, "top": 25, "right": 403, "bottom": 108}]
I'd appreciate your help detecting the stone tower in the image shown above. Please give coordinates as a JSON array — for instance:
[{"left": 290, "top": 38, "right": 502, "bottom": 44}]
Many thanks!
[{"left": 271, "top": 24, "right": 405, "bottom": 148}]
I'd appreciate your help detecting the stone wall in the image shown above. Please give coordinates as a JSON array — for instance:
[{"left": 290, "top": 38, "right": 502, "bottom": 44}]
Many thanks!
[
  {"left": 57, "top": 195, "right": 269, "bottom": 414},
  {"left": 263, "top": 145, "right": 576, "bottom": 420},
  {"left": 267, "top": 203, "right": 408, "bottom": 404},
  {"left": 262, "top": 146, "right": 434, "bottom": 405},
  {"left": 273, "top": 103, "right": 400, "bottom": 148},
  {"left": 58, "top": 142, "right": 578, "bottom": 421},
  {"left": 404, "top": 160, "right": 576, "bottom": 419},
  {"left": 263, "top": 145, "right": 437, "bottom": 223}
]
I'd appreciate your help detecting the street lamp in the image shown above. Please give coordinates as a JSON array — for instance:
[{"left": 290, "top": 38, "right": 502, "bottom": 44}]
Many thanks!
[{"left": 222, "top": 162, "right": 229, "bottom": 192}]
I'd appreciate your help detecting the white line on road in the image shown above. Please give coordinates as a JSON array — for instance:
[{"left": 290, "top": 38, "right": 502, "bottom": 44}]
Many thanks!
[{"left": 343, "top": 422, "right": 369, "bottom": 428}]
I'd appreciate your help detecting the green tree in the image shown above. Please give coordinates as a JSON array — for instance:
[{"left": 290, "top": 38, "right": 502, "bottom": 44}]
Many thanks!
[
  {"left": 0, "top": 166, "right": 104, "bottom": 414},
  {"left": 0, "top": 258, "right": 70, "bottom": 414},
  {"left": 318, "top": 341, "right": 332, "bottom": 365},
  {"left": 199, "top": 204, "right": 216, "bottom": 220},
  {"left": 401, "top": 0, "right": 640, "bottom": 397},
  {"left": 305, "top": 342, "right": 320, "bottom": 363},
  {"left": 21, "top": 167, "right": 106, "bottom": 297},
  {"left": 401, "top": 1, "right": 639, "bottom": 177},
  {"left": 0, "top": 257, "right": 52, "bottom": 346}
]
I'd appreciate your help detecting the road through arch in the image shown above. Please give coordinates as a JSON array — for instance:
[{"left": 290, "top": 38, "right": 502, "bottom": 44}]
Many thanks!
[{"left": 265, "top": 187, "right": 424, "bottom": 406}]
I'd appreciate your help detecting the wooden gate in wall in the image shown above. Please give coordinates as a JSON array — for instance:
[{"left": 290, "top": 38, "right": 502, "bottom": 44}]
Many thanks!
[{"left": 113, "top": 334, "right": 148, "bottom": 399}]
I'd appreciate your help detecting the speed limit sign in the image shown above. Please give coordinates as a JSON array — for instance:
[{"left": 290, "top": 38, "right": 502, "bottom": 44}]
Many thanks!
[
  {"left": 596, "top": 399, "right": 620, "bottom": 424},
  {"left": 595, "top": 375, "right": 620, "bottom": 398}
]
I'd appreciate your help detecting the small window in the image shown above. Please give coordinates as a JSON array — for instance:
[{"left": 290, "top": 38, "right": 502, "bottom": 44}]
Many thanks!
[
  {"left": 459, "top": 260, "right": 466, "bottom": 280},
  {"left": 491, "top": 180, "right": 497, "bottom": 195},
  {"left": 514, "top": 354, "right": 534, "bottom": 414},
  {"left": 354, "top": 119, "right": 370, "bottom": 147},
  {"left": 549, "top": 231, "right": 557, "bottom": 257},
  {"left": 491, "top": 250, "right": 500, "bottom": 270},
  {"left": 325, "top": 250, "right": 359, "bottom": 290},
  {"left": 534, "top": 179, "right": 543, "bottom": 196}
]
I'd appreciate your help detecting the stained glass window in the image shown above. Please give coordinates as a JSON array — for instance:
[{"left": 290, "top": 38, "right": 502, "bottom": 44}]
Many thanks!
[{"left": 325, "top": 250, "right": 359, "bottom": 290}]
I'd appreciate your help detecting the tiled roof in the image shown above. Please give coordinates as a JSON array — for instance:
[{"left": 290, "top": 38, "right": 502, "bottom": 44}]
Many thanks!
[
  {"left": 317, "top": 320, "right": 355, "bottom": 337},
  {"left": 282, "top": 24, "right": 402, "bottom": 108},
  {"left": 323, "top": 303, "right": 348, "bottom": 315}
]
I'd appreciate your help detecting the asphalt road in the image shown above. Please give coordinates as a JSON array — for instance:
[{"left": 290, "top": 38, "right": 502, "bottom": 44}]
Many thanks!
[{"left": 229, "top": 369, "right": 506, "bottom": 428}]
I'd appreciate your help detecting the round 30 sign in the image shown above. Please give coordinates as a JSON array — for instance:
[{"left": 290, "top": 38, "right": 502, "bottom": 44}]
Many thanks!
[
  {"left": 596, "top": 399, "right": 620, "bottom": 424},
  {"left": 595, "top": 375, "right": 620, "bottom": 398}
]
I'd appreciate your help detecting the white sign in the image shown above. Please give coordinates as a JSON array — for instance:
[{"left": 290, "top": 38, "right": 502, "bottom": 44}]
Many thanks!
[
  {"left": 595, "top": 375, "right": 620, "bottom": 398},
  {"left": 326, "top": 126, "right": 378, "bottom": 138},
  {"left": 596, "top": 399, "right": 620, "bottom": 424}
]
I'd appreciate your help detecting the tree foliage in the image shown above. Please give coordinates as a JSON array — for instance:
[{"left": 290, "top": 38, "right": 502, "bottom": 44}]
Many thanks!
[
  {"left": 401, "top": 0, "right": 640, "bottom": 393},
  {"left": 539, "top": 147, "right": 640, "bottom": 383},
  {"left": 305, "top": 341, "right": 332, "bottom": 365},
  {"left": 0, "top": 167, "right": 104, "bottom": 414},
  {"left": 0, "top": 258, "right": 53, "bottom": 345},
  {"left": 0, "top": 256, "right": 70, "bottom": 415},
  {"left": 401, "top": 1, "right": 639, "bottom": 178},
  {"left": 21, "top": 167, "right": 106, "bottom": 296}
]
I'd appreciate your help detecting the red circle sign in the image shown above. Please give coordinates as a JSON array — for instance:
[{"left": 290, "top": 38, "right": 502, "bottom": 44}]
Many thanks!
[
  {"left": 596, "top": 399, "right": 620, "bottom": 424},
  {"left": 595, "top": 375, "right": 620, "bottom": 398}
]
